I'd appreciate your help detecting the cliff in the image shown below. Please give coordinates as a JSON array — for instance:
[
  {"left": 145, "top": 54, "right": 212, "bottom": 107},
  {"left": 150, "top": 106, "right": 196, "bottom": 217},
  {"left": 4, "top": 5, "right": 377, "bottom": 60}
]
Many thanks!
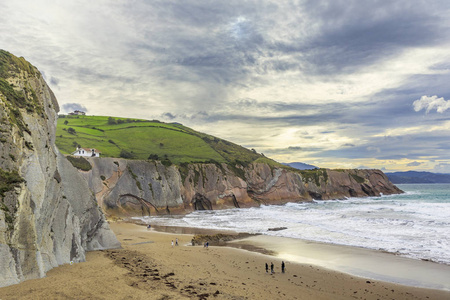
[
  {"left": 81, "top": 158, "right": 402, "bottom": 217},
  {"left": 0, "top": 50, "right": 119, "bottom": 287}
]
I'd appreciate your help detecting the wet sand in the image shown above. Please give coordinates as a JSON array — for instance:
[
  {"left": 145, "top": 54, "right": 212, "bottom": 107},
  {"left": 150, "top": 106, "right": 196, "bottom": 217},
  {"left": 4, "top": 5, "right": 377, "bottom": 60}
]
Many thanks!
[
  {"left": 150, "top": 223, "right": 450, "bottom": 290},
  {"left": 0, "top": 222, "right": 449, "bottom": 300},
  {"left": 228, "top": 235, "right": 450, "bottom": 291}
]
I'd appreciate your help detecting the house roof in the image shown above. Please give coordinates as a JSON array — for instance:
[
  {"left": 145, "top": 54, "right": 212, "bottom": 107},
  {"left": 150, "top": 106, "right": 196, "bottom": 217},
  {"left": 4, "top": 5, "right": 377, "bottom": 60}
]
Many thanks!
[{"left": 76, "top": 148, "right": 102, "bottom": 153}]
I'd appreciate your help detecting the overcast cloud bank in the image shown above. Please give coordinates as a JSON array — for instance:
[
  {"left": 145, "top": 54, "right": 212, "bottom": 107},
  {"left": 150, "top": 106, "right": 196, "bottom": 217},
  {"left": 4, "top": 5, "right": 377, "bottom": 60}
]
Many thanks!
[{"left": 1, "top": 0, "right": 450, "bottom": 172}]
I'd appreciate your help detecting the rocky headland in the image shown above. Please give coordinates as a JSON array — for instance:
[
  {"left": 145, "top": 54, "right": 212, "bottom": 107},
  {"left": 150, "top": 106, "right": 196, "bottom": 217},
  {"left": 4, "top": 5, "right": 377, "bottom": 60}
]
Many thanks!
[
  {"left": 81, "top": 157, "right": 402, "bottom": 217},
  {"left": 0, "top": 50, "right": 119, "bottom": 287}
]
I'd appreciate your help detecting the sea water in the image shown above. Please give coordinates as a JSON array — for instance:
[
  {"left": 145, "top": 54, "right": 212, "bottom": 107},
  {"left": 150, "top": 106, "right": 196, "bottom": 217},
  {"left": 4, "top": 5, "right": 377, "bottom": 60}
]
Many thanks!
[{"left": 137, "top": 184, "right": 450, "bottom": 265}]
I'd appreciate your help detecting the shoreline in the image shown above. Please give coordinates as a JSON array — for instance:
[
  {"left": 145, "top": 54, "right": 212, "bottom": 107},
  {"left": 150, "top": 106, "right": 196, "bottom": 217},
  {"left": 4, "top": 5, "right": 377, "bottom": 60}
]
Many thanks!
[
  {"left": 228, "top": 235, "right": 450, "bottom": 291},
  {"left": 1, "top": 221, "right": 449, "bottom": 299},
  {"left": 143, "top": 222, "right": 450, "bottom": 291}
]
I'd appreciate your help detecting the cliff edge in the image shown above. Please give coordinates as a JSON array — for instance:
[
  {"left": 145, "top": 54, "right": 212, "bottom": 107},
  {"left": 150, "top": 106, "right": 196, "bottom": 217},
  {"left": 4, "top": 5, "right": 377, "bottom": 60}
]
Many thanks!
[
  {"left": 81, "top": 158, "right": 402, "bottom": 216},
  {"left": 0, "top": 50, "right": 120, "bottom": 287}
]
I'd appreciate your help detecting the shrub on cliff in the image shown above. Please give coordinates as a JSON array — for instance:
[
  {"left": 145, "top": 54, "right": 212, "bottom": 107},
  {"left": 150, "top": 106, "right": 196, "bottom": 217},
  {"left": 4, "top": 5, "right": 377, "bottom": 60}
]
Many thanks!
[
  {"left": 0, "top": 168, "right": 24, "bottom": 197},
  {"left": 66, "top": 156, "right": 92, "bottom": 171}
]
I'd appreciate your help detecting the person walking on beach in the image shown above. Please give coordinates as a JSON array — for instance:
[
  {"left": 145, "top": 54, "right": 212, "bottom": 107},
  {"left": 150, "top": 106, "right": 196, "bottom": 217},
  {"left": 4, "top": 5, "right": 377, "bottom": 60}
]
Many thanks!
[
  {"left": 281, "top": 261, "right": 285, "bottom": 273},
  {"left": 175, "top": 238, "right": 178, "bottom": 246},
  {"left": 265, "top": 263, "right": 269, "bottom": 273},
  {"left": 270, "top": 262, "right": 274, "bottom": 274},
  {"left": 171, "top": 240, "right": 174, "bottom": 248}
]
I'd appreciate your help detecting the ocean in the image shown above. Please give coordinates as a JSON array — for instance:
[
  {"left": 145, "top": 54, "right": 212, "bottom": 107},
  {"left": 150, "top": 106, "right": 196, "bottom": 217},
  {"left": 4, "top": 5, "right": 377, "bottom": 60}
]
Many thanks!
[{"left": 137, "top": 184, "right": 450, "bottom": 266}]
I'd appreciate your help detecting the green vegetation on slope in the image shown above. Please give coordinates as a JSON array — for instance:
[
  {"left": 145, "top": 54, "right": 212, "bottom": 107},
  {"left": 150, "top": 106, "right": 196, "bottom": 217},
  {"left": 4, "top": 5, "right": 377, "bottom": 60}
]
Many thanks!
[
  {"left": 298, "top": 168, "right": 329, "bottom": 186},
  {"left": 0, "top": 50, "right": 42, "bottom": 136},
  {"left": 66, "top": 156, "right": 92, "bottom": 171},
  {"left": 56, "top": 115, "right": 281, "bottom": 166},
  {"left": 0, "top": 50, "right": 36, "bottom": 78}
]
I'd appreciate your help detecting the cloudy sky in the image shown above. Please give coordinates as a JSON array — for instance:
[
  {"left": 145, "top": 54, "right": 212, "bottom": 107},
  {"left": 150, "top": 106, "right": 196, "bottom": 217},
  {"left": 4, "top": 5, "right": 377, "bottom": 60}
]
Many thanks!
[{"left": 2, "top": 0, "right": 450, "bottom": 172}]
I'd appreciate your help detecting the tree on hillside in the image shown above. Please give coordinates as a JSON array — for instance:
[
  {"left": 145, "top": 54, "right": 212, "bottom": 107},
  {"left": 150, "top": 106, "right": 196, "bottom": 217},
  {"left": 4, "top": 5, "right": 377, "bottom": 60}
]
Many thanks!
[
  {"left": 72, "top": 141, "right": 81, "bottom": 148},
  {"left": 148, "top": 154, "right": 159, "bottom": 160},
  {"left": 119, "top": 149, "right": 134, "bottom": 159},
  {"left": 64, "top": 120, "right": 68, "bottom": 125},
  {"left": 108, "top": 117, "right": 116, "bottom": 125},
  {"left": 67, "top": 127, "right": 76, "bottom": 135}
]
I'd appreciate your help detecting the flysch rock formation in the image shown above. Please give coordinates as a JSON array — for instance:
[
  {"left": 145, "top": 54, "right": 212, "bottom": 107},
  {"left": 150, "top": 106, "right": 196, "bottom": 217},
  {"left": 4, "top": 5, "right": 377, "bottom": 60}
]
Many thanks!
[
  {"left": 82, "top": 158, "right": 403, "bottom": 217},
  {"left": 0, "top": 50, "right": 120, "bottom": 287}
]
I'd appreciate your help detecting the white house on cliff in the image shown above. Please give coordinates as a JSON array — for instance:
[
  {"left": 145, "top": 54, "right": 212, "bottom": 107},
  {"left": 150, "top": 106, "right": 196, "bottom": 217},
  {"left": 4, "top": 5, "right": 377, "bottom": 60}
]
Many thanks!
[{"left": 72, "top": 147, "right": 101, "bottom": 157}]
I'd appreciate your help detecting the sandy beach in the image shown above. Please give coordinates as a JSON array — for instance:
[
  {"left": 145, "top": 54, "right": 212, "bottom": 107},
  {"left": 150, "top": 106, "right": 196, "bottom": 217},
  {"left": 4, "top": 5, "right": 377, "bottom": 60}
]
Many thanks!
[{"left": 1, "top": 222, "right": 449, "bottom": 300}]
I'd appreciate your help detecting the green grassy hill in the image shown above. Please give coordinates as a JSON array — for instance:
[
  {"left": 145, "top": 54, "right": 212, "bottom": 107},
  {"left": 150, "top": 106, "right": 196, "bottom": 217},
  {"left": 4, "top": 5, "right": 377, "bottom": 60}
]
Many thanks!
[{"left": 56, "top": 115, "right": 280, "bottom": 166}]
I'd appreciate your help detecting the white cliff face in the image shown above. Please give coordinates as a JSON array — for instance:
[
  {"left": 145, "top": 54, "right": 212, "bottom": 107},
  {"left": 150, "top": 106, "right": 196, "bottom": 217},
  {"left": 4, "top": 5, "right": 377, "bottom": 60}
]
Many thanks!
[{"left": 0, "top": 51, "right": 120, "bottom": 287}]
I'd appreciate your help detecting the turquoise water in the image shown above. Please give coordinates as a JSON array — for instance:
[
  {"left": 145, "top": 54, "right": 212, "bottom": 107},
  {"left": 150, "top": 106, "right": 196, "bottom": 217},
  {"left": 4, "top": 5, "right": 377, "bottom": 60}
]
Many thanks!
[
  {"left": 396, "top": 183, "right": 450, "bottom": 203},
  {"left": 138, "top": 184, "right": 450, "bottom": 265}
]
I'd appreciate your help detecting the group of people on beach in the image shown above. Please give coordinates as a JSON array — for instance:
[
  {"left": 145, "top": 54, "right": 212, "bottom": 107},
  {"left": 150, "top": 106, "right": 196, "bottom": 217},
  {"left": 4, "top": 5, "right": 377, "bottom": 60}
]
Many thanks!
[
  {"left": 265, "top": 261, "right": 285, "bottom": 274},
  {"left": 170, "top": 237, "right": 210, "bottom": 248},
  {"left": 156, "top": 225, "right": 283, "bottom": 274}
]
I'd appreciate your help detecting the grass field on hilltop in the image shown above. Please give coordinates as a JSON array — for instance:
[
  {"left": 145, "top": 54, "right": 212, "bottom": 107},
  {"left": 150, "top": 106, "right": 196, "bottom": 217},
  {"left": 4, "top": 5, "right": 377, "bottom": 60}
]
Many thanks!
[{"left": 55, "top": 115, "right": 278, "bottom": 166}]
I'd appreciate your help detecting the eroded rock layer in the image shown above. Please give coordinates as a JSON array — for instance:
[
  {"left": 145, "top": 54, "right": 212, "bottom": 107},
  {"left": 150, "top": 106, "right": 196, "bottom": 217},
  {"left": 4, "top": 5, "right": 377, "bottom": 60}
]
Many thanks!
[
  {"left": 0, "top": 50, "right": 119, "bottom": 287},
  {"left": 83, "top": 158, "right": 402, "bottom": 217}
]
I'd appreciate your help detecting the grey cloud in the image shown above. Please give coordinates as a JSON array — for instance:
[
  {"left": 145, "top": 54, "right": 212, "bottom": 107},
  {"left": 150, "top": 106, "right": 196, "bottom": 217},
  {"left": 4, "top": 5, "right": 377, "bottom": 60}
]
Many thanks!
[
  {"left": 265, "top": 146, "right": 321, "bottom": 156},
  {"left": 407, "top": 161, "right": 422, "bottom": 167},
  {"left": 300, "top": 71, "right": 450, "bottom": 137},
  {"left": 434, "top": 163, "right": 450, "bottom": 173},
  {"left": 288, "top": 146, "right": 302, "bottom": 151},
  {"left": 61, "top": 103, "right": 88, "bottom": 113},
  {"left": 366, "top": 146, "right": 380, "bottom": 153},
  {"left": 162, "top": 112, "right": 176, "bottom": 120},
  {"left": 191, "top": 111, "right": 209, "bottom": 119},
  {"left": 315, "top": 132, "right": 450, "bottom": 162},
  {"left": 8, "top": 0, "right": 449, "bottom": 116},
  {"left": 70, "top": 66, "right": 137, "bottom": 85},
  {"left": 297, "top": 0, "right": 450, "bottom": 75},
  {"left": 50, "top": 77, "right": 59, "bottom": 86}
]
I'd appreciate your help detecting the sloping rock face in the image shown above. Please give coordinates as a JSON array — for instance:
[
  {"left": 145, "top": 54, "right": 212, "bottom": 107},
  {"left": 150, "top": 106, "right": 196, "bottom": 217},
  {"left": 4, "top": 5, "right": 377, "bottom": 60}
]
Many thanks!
[
  {"left": 83, "top": 158, "right": 402, "bottom": 217},
  {"left": 0, "top": 50, "right": 119, "bottom": 287}
]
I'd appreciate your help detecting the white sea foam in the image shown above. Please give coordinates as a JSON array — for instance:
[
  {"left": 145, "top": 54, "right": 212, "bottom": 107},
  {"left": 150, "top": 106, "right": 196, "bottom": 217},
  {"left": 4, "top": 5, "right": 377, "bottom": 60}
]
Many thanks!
[{"left": 136, "top": 184, "right": 450, "bottom": 265}]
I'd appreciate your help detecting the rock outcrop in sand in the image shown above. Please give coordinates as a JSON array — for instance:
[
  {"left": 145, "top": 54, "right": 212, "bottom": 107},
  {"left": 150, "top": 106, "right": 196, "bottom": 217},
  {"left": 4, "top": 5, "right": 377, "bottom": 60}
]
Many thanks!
[
  {"left": 82, "top": 158, "right": 402, "bottom": 216},
  {"left": 0, "top": 50, "right": 119, "bottom": 287}
]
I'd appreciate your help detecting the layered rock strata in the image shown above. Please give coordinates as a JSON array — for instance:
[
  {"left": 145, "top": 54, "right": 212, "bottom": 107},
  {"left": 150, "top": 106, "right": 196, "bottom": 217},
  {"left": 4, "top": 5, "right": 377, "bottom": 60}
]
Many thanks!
[
  {"left": 82, "top": 158, "right": 402, "bottom": 217},
  {"left": 0, "top": 51, "right": 119, "bottom": 287}
]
